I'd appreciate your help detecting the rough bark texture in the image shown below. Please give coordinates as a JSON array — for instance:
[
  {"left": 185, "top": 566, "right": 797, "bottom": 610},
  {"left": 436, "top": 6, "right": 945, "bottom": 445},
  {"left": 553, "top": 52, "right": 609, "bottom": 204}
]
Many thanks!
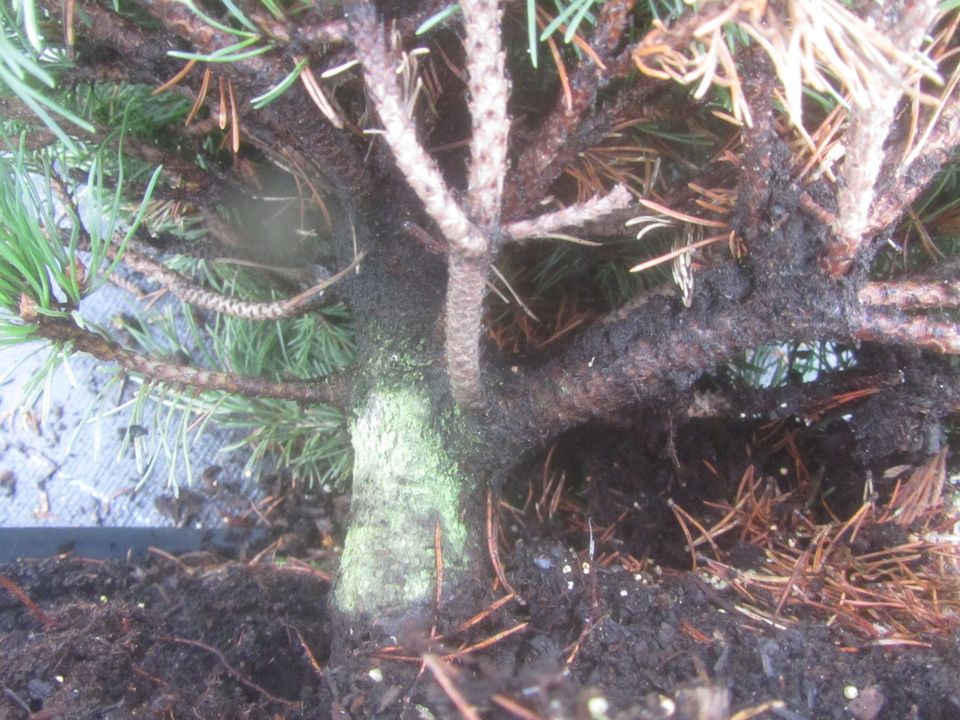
[{"left": 334, "top": 385, "right": 478, "bottom": 630}]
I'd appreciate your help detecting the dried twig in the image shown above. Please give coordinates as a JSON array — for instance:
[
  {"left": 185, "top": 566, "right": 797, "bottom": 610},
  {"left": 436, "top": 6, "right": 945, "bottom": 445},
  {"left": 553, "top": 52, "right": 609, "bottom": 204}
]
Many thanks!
[
  {"left": 487, "top": 488, "right": 521, "bottom": 601},
  {"left": 441, "top": 593, "right": 516, "bottom": 639},
  {"left": 445, "top": 622, "right": 528, "bottom": 660}
]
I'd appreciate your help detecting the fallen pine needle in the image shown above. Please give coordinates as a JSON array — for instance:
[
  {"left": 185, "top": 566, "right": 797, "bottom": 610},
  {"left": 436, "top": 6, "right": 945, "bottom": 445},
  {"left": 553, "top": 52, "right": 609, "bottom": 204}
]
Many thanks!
[
  {"left": 421, "top": 653, "right": 481, "bottom": 720},
  {"left": 0, "top": 573, "right": 52, "bottom": 629}
]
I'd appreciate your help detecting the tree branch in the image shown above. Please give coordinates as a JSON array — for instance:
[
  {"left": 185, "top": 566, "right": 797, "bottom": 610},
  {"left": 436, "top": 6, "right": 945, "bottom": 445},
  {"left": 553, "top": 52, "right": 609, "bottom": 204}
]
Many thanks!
[
  {"left": 350, "top": 3, "right": 494, "bottom": 406},
  {"left": 852, "top": 311, "right": 960, "bottom": 354},
  {"left": 445, "top": 254, "right": 489, "bottom": 407},
  {"left": 822, "top": 3, "right": 935, "bottom": 275},
  {"left": 505, "top": 185, "right": 632, "bottom": 242},
  {"left": 35, "top": 318, "right": 344, "bottom": 404},
  {"left": 52, "top": 169, "right": 358, "bottom": 321},
  {"left": 503, "top": 0, "right": 634, "bottom": 220},
  {"left": 116, "top": 245, "right": 364, "bottom": 320},
  {"left": 858, "top": 280, "right": 960, "bottom": 310},
  {"left": 864, "top": 92, "right": 960, "bottom": 238},
  {"left": 461, "top": 0, "right": 509, "bottom": 226},
  {"left": 348, "top": 3, "right": 477, "bottom": 253}
]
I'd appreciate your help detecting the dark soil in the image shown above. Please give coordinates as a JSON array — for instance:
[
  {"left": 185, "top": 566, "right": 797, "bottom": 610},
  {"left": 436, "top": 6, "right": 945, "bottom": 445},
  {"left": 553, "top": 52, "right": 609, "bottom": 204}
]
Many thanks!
[
  {"left": 2, "top": 424, "right": 959, "bottom": 720},
  {"left": 1, "top": 545, "right": 958, "bottom": 720}
]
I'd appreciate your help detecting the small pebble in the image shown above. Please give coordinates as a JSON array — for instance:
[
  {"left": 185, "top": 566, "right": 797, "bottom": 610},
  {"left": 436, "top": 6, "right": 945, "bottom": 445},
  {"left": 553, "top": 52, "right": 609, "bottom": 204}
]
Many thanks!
[{"left": 587, "top": 696, "right": 609, "bottom": 719}]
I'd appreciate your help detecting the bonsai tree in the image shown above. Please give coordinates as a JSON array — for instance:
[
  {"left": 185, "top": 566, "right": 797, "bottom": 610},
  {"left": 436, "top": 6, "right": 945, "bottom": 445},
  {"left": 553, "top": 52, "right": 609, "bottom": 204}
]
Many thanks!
[{"left": 2, "top": 0, "right": 959, "bottom": 643}]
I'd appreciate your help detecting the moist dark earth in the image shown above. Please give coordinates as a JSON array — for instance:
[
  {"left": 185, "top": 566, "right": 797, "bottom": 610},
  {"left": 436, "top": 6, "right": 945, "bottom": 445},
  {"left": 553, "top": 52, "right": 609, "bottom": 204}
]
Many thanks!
[{"left": 2, "top": 422, "right": 959, "bottom": 720}]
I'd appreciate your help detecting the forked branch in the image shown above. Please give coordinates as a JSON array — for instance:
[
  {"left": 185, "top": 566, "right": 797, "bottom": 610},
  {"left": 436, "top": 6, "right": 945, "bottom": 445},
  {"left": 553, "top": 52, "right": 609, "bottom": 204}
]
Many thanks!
[
  {"left": 349, "top": 2, "right": 494, "bottom": 406},
  {"left": 348, "top": 4, "right": 477, "bottom": 252}
]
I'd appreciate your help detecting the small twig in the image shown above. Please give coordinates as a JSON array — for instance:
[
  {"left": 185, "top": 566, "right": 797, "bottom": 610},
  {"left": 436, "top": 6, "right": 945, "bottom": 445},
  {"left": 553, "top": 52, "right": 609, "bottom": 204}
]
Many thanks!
[
  {"left": 505, "top": 185, "right": 632, "bottom": 242},
  {"left": 36, "top": 317, "right": 345, "bottom": 404},
  {"left": 420, "top": 654, "right": 482, "bottom": 720},
  {"left": 158, "top": 635, "right": 298, "bottom": 706},
  {"left": 292, "top": 626, "right": 326, "bottom": 680},
  {"left": 0, "top": 573, "right": 53, "bottom": 629},
  {"left": 114, "top": 244, "right": 365, "bottom": 321}
]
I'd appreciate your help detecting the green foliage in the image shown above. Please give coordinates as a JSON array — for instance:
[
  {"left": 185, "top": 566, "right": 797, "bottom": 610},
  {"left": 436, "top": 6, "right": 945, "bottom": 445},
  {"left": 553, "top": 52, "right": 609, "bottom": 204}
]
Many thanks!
[
  {"left": 252, "top": 57, "right": 308, "bottom": 109},
  {"left": 106, "top": 259, "right": 354, "bottom": 485},
  {"left": 0, "top": 50, "right": 350, "bottom": 488},
  {"left": 73, "top": 84, "right": 193, "bottom": 142},
  {"left": 0, "top": 3, "right": 94, "bottom": 153},
  {"left": 0, "top": 137, "right": 160, "bottom": 320},
  {"left": 540, "top": 0, "right": 598, "bottom": 46},
  {"left": 0, "top": 148, "right": 79, "bottom": 322},
  {"left": 165, "top": 0, "right": 276, "bottom": 64},
  {"left": 416, "top": 0, "right": 604, "bottom": 69},
  {"left": 870, "top": 158, "right": 960, "bottom": 279},
  {"left": 728, "top": 341, "right": 857, "bottom": 389},
  {"left": 75, "top": 375, "right": 349, "bottom": 489}
]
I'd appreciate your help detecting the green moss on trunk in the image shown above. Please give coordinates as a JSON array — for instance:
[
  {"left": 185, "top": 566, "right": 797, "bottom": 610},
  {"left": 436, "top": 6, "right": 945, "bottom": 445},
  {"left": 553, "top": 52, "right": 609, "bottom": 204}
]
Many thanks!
[{"left": 334, "top": 385, "right": 469, "bottom": 621}]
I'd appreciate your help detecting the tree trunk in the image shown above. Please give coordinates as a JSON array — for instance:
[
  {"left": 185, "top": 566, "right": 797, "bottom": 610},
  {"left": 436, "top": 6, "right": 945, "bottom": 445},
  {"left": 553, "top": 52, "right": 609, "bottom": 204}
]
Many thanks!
[{"left": 334, "top": 383, "right": 482, "bottom": 632}]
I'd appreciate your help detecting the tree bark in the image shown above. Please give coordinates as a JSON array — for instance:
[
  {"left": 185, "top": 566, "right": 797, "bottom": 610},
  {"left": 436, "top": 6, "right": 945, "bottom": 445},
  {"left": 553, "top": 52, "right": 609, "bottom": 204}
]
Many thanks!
[{"left": 334, "top": 383, "right": 483, "bottom": 632}]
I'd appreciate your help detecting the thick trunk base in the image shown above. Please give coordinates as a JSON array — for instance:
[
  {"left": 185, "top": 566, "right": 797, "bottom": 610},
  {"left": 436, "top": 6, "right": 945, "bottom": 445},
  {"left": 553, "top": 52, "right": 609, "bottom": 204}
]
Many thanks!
[{"left": 333, "top": 385, "right": 475, "bottom": 631}]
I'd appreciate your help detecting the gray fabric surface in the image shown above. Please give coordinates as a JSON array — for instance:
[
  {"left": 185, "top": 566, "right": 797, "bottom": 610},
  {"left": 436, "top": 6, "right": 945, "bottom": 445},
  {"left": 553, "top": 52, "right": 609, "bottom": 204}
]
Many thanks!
[{"left": 0, "top": 282, "right": 262, "bottom": 527}]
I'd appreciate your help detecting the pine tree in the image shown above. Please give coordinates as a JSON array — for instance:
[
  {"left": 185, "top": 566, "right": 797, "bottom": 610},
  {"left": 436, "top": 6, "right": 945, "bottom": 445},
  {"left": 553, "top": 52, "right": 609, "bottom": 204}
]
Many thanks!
[{"left": 2, "top": 0, "right": 959, "bottom": 647}]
